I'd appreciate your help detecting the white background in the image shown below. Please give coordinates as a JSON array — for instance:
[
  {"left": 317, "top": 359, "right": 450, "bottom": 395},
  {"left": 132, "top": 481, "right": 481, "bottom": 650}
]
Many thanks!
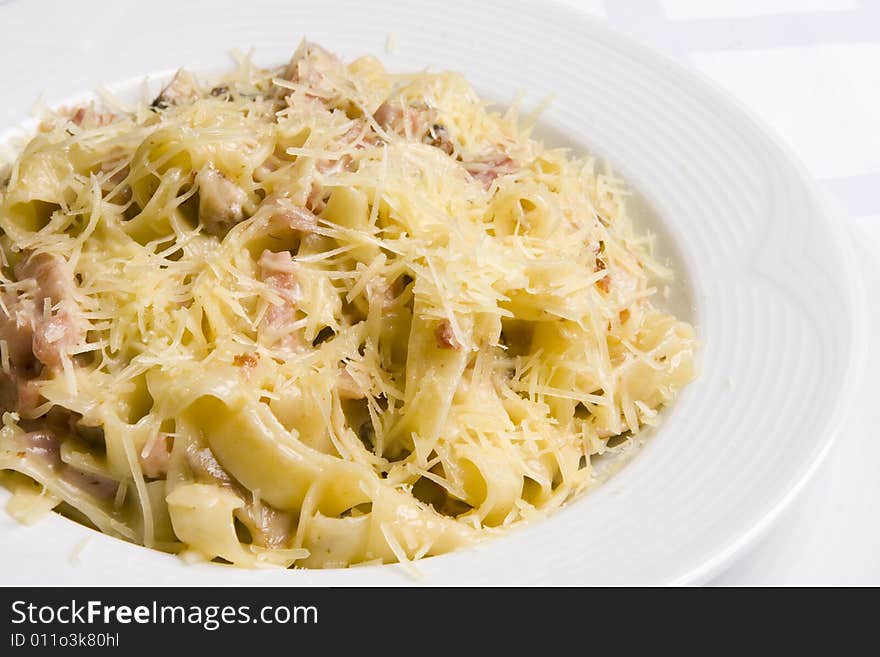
[{"left": 559, "top": 0, "right": 880, "bottom": 585}]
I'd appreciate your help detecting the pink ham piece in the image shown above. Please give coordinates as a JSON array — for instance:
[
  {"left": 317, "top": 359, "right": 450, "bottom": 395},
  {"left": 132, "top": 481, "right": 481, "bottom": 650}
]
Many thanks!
[
  {"left": 269, "top": 204, "right": 318, "bottom": 234},
  {"left": 19, "top": 430, "right": 118, "bottom": 501},
  {"left": 434, "top": 320, "right": 462, "bottom": 351},
  {"left": 0, "top": 294, "right": 37, "bottom": 374},
  {"left": 0, "top": 252, "right": 86, "bottom": 415},
  {"left": 0, "top": 251, "right": 84, "bottom": 373},
  {"left": 258, "top": 250, "right": 303, "bottom": 353},
  {"left": 256, "top": 195, "right": 319, "bottom": 236},
  {"left": 336, "top": 367, "right": 366, "bottom": 400},
  {"left": 66, "top": 105, "right": 118, "bottom": 129},
  {"left": 279, "top": 42, "right": 342, "bottom": 98},
  {"left": 373, "top": 101, "right": 436, "bottom": 140},
  {"left": 466, "top": 156, "right": 518, "bottom": 189},
  {"left": 15, "top": 252, "right": 86, "bottom": 371},
  {"left": 139, "top": 434, "right": 172, "bottom": 479}
]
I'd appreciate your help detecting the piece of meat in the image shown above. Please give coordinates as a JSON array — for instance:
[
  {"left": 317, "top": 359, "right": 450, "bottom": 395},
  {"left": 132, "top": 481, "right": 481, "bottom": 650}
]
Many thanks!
[
  {"left": 373, "top": 101, "right": 401, "bottom": 132},
  {"left": 267, "top": 203, "right": 318, "bottom": 234},
  {"left": 16, "top": 430, "right": 118, "bottom": 501},
  {"left": 258, "top": 250, "right": 301, "bottom": 286},
  {"left": 233, "top": 353, "right": 260, "bottom": 369},
  {"left": 0, "top": 253, "right": 86, "bottom": 415},
  {"left": 186, "top": 441, "right": 233, "bottom": 486},
  {"left": 258, "top": 250, "right": 303, "bottom": 353},
  {"left": 139, "top": 434, "right": 171, "bottom": 479},
  {"left": 61, "top": 464, "right": 119, "bottom": 500},
  {"left": 337, "top": 367, "right": 366, "bottom": 400},
  {"left": 595, "top": 256, "right": 610, "bottom": 293},
  {"left": 15, "top": 252, "right": 78, "bottom": 308},
  {"left": 0, "top": 342, "right": 43, "bottom": 416},
  {"left": 184, "top": 440, "right": 293, "bottom": 548},
  {"left": 315, "top": 154, "right": 351, "bottom": 178},
  {"left": 66, "top": 105, "right": 118, "bottom": 129},
  {"left": 279, "top": 42, "right": 342, "bottom": 98},
  {"left": 151, "top": 70, "right": 200, "bottom": 110},
  {"left": 10, "top": 380, "right": 41, "bottom": 416},
  {"left": 31, "top": 311, "right": 81, "bottom": 370},
  {"left": 243, "top": 501, "right": 295, "bottom": 549},
  {"left": 373, "top": 100, "right": 437, "bottom": 140},
  {"left": 18, "top": 430, "right": 58, "bottom": 460},
  {"left": 13, "top": 252, "right": 86, "bottom": 372},
  {"left": 195, "top": 164, "right": 249, "bottom": 236},
  {"left": 424, "top": 123, "right": 455, "bottom": 155},
  {"left": 435, "top": 320, "right": 461, "bottom": 351},
  {"left": 0, "top": 294, "right": 38, "bottom": 372},
  {"left": 466, "top": 155, "right": 518, "bottom": 188},
  {"left": 305, "top": 185, "right": 328, "bottom": 214},
  {"left": 233, "top": 352, "right": 260, "bottom": 381},
  {"left": 0, "top": 294, "right": 40, "bottom": 414}
]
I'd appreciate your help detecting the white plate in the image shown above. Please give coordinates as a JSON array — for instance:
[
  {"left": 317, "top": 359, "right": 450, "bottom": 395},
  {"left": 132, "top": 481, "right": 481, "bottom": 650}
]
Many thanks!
[{"left": 0, "top": 0, "right": 860, "bottom": 585}]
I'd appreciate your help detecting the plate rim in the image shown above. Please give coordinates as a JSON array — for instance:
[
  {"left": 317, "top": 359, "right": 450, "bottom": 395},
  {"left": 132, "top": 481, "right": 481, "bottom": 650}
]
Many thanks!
[{"left": 559, "top": 4, "right": 865, "bottom": 584}]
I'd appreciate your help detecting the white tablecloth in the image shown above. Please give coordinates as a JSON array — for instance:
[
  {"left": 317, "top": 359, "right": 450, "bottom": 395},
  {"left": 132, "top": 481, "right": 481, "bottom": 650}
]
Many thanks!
[{"left": 561, "top": 0, "right": 880, "bottom": 584}]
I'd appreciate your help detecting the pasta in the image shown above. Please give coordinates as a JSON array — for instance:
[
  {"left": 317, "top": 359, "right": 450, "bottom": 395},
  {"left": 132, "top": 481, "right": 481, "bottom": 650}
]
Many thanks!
[{"left": 0, "top": 42, "right": 696, "bottom": 568}]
